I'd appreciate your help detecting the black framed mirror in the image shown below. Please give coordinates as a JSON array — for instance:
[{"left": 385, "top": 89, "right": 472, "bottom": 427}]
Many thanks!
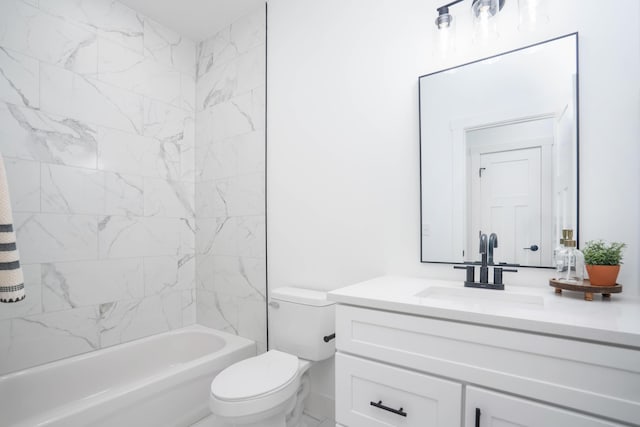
[{"left": 419, "top": 33, "right": 579, "bottom": 268}]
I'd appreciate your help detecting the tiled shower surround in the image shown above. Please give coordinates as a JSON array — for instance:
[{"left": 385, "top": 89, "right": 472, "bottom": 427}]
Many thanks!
[
  {"left": 194, "top": 9, "right": 267, "bottom": 353},
  {"left": 0, "top": 0, "right": 266, "bottom": 373}
]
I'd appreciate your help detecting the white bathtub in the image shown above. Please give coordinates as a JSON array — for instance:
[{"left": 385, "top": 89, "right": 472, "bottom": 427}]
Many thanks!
[{"left": 0, "top": 325, "right": 256, "bottom": 427}]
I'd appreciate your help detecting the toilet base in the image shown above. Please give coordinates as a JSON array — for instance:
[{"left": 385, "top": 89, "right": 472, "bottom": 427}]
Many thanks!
[{"left": 215, "top": 395, "right": 294, "bottom": 426}]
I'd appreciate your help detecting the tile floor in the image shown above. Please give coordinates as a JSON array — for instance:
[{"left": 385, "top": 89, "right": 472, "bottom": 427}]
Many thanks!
[
  {"left": 190, "top": 412, "right": 332, "bottom": 427},
  {"left": 301, "top": 413, "right": 333, "bottom": 427}
]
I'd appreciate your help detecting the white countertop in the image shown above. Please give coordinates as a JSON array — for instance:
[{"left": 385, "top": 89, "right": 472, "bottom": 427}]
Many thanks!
[{"left": 327, "top": 276, "right": 640, "bottom": 348}]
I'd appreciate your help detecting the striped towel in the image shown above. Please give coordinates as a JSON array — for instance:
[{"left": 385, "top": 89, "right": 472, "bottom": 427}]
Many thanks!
[{"left": 0, "top": 153, "right": 24, "bottom": 303}]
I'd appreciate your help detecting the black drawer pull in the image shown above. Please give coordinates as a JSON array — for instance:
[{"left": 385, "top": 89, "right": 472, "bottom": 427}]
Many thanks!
[
  {"left": 475, "top": 407, "right": 481, "bottom": 427},
  {"left": 370, "top": 400, "right": 407, "bottom": 417}
]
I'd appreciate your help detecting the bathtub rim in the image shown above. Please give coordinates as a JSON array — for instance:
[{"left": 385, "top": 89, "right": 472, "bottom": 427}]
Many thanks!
[{"left": 0, "top": 324, "right": 255, "bottom": 381}]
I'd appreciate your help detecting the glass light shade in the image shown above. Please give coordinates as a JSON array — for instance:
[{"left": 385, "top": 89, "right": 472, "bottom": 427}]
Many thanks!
[
  {"left": 434, "top": 14, "right": 456, "bottom": 57},
  {"left": 471, "top": 0, "right": 503, "bottom": 44},
  {"left": 518, "top": 0, "right": 550, "bottom": 32},
  {"left": 472, "top": 0, "right": 500, "bottom": 19}
]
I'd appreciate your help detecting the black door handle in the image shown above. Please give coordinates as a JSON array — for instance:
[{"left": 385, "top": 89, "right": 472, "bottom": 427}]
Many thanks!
[
  {"left": 523, "top": 245, "right": 539, "bottom": 252},
  {"left": 475, "top": 407, "right": 481, "bottom": 427},
  {"left": 370, "top": 400, "right": 407, "bottom": 417}
]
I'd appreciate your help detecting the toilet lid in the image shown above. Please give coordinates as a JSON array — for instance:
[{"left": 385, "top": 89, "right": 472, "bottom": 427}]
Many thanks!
[{"left": 211, "top": 350, "right": 299, "bottom": 401}]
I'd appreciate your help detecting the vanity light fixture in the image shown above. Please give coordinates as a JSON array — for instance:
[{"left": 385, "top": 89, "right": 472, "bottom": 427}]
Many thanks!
[
  {"left": 517, "top": 0, "right": 549, "bottom": 31},
  {"left": 471, "top": 0, "right": 505, "bottom": 21},
  {"left": 434, "top": 0, "right": 506, "bottom": 32},
  {"left": 435, "top": 0, "right": 464, "bottom": 30},
  {"left": 434, "top": 0, "right": 465, "bottom": 55}
]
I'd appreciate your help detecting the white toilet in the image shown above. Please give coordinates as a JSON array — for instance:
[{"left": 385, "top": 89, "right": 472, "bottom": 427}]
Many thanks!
[{"left": 209, "top": 287, "right": 336, "bottom": 427}]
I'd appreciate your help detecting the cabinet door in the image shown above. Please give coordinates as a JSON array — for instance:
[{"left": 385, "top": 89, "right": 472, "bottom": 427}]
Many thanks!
[
  {"left": 466, "top": 387, "right": 625, "bottom": 427},
  {"left": 336, "top": 353, "right": 461, "bottom": 427}
]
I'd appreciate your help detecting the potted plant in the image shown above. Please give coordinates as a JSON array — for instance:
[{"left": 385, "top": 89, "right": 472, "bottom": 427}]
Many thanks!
[{"left": 582, "top": 240, "right": 626, "bottom": 286}]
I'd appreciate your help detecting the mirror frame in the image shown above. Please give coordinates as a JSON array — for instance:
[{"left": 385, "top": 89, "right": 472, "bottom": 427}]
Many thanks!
[{"left": 418, "top": 33, "right": 580, "bottom": 268}]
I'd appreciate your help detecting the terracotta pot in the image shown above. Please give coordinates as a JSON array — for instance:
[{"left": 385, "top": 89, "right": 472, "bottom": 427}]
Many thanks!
[{"left": 586, "top": 265, "right": 620, "bottom": 286}]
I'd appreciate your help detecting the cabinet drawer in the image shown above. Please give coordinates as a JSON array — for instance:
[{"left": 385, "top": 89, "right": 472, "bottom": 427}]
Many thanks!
[
  {"left": 336, "top": 305, "right": 640, "bottom": 425},
  {"left": 335, "top": 353, "right": 461, "bottom": 427},
  {"left": 465, "top": 386, "right": 625, "bottom": 427}
]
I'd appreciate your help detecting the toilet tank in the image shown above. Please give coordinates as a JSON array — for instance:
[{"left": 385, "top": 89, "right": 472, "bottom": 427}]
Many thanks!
[{"left": 269, "top": 287, "right": 336, "bottom": 361}]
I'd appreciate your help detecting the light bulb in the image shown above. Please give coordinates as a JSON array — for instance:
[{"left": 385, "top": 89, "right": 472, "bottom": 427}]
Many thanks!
[
  {"left": 437, "top": 17, "right": 452, "bottom": 29},
  {"left": 435, "top": 8, "right": 453, "bottom": 30}
]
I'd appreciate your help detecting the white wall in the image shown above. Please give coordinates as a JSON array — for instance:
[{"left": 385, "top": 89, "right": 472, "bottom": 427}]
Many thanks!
[
  {"left": 268, "top": 0, "right": 640, "bottom": 416},
  {"left": 268, "top": 0, "right": 640, "bottom": 293}
]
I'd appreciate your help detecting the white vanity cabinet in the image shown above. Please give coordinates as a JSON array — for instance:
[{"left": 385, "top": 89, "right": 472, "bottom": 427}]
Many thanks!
[
  {"left": 334, "top": 304, "right": 639, "bottom": 427},
  {"left": 335, "top": 352, "right": 462, "bottom": 427},
  {"left": 465, "top": 387, "right": 625, "bottom": 427}
]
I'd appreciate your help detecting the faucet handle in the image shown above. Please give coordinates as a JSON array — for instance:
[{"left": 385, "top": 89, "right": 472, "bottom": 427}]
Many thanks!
[
  {"left": 454, "top": 265, "right": 475, "bottom": 283},
  {"left": 493, "top": 267, "right": 518, "bottom": 285}
]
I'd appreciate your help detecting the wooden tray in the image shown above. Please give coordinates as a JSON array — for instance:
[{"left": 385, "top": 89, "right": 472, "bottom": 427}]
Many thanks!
[{"left": 549, "top": 278, "right": 622, "bottom": 301}]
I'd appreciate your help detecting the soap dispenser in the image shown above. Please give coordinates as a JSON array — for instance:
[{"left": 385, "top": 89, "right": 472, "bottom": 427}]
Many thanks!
[
  {"left": 553, "top": 234, "right": 567, "bottom": 274},
  {"left": 562, "top": 231, "right": 584, "bottom": 283},
  {"left": 555, "top": 229, "right": 572, "bottom": 276}
]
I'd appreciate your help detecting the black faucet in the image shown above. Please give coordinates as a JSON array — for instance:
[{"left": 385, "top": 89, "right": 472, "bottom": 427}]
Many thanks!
[
  {"left": 453, "top": 231, "right": 517, "bottom": 290},
  {"left": 488, "top": 233, "right": 498, "bottom": 265}
]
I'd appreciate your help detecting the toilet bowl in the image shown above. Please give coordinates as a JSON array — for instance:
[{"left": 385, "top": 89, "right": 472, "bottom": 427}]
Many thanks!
[
  {"left": 210, "top": 351, "right": 311, "bottom": 427},
  {"left": 208, "top": 287, "right": 335, "bottom": 427}
]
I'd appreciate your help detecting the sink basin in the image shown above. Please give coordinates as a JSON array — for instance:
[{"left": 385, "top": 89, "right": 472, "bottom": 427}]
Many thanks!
[{"left": 415, "top": 286, "right": 544, "bottom": 306}]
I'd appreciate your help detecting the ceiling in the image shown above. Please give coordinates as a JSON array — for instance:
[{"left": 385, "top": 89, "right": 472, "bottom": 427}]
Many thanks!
[{"left": 120, "top": 0, "right": 265, "bottom": 41}]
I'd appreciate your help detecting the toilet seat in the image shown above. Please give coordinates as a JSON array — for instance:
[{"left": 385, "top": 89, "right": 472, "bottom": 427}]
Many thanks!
[
  {"left": 212, "top": 350, "right": 299, "bottom": 401},
  {"left": 210, "top": 350, "right": 301, "bottom": 419}
]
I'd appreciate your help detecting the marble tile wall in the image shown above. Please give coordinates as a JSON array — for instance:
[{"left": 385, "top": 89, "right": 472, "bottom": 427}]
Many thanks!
[
  {"left": 0, "top": 0, "right": 197, "bottom": 374},
  {"left": 195, "top": 7, "right": 267, "bottom": 353}
]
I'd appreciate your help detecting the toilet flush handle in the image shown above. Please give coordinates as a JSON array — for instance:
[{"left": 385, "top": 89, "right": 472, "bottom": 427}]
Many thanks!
[{"left": 323, "top": 333, "right": 335, "bottom": 343}]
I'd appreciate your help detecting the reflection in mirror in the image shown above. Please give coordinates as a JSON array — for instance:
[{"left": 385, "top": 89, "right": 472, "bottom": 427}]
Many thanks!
[{"left": 419, "top": 33, "right": 578, "bottom": 267}]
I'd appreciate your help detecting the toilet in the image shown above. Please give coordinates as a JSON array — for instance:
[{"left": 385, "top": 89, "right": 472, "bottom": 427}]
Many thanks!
[{"left": 209, "top": 287, "right": 336, "bottom": 427}]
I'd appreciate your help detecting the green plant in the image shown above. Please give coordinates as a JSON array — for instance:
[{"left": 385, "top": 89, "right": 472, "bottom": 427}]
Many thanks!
[{"left": 582, "top": 240, "right": 626, "bottom": 265}]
